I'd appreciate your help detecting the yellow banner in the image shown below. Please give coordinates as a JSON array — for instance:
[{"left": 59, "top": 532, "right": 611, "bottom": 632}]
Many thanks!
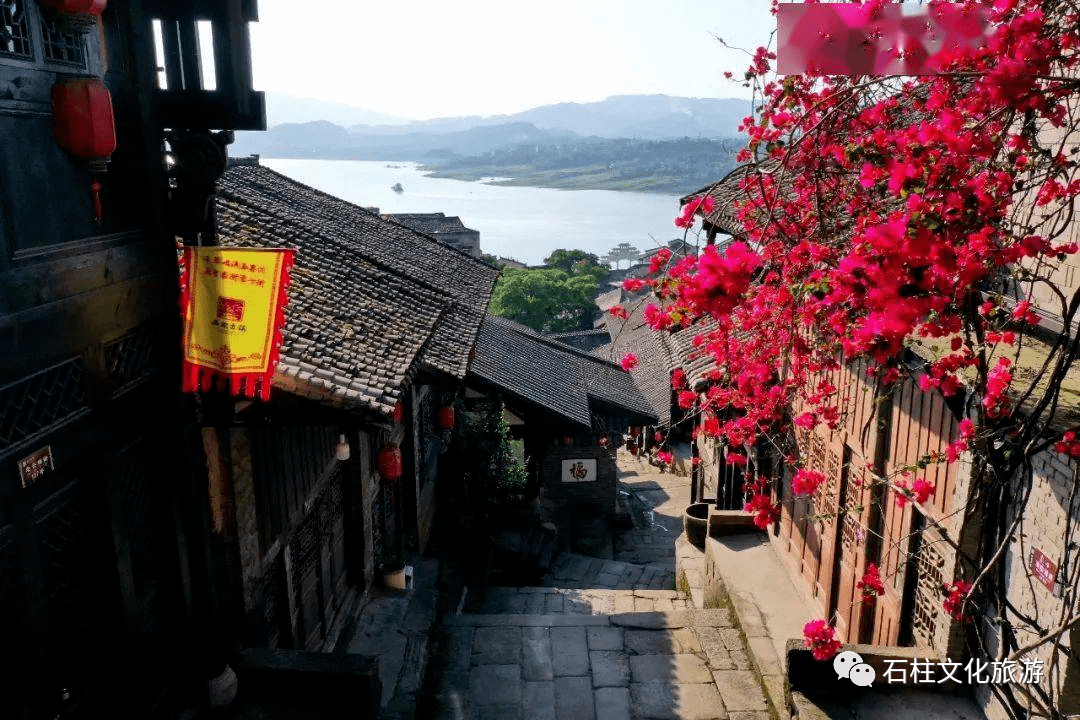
[{"left": 182, "top": 247, "right": 290, "bottom": 374}]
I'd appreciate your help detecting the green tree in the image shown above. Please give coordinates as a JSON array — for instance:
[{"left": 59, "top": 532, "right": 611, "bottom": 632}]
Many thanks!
[
  {"left": 543, "top": 249, "right": 601, "bottom": 274},
  {"left": 480, "top": 253, "right": 505, "bottom": 269},
  {"left": 488, "top": 267, "right": 598, "bottom": 333}
]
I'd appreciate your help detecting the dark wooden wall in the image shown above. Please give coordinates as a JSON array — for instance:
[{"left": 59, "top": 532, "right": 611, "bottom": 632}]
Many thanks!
[{"left": 0, "top": 2, "right": 220, "bottom": 716}]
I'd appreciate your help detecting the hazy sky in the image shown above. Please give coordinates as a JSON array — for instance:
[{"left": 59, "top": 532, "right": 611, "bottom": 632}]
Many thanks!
[{"left": 249, "top": 0, "right": 776, "bottom": 120}]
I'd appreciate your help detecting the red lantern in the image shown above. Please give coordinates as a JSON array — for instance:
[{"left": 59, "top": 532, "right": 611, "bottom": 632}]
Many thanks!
[
  {"left": 630, "top": 426, "right": 642, "bottom": 436},
  {"left": 52, "top": 77, "right": 116, "bottom": 223},
  {"left": 628, "top": 444, "right": 639, "bottom": 456},
  {"left": 37, "top": 0, "right": 107, "bottom": 15},
  {"left": 391, "top": 400, "right": 404, "bottom": 424},
  {"left": 437, "top": 405, "right": 455, "bottom": 430},
  {"left": 599, "top": 436, "right": 609, "bottom": 447},
  {"left": 376, "top": 445, "right": 403, "bottom": 482},
  {"left": 562, "top": 435, "right": 573, "bottom": 446},
  {"left": 53, "top": 77, "right": 116, "bottom": 160}
]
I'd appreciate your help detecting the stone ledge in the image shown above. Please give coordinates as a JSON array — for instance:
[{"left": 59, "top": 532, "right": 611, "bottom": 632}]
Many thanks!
[
  {"left": 234, "top": 647, "right": 381, "bottom": 718},
  {"left": 703, "top": 533, "right": 812, "bottom": 719},
  {"left": 446, "top": 613, "right": 614, "bottom": 627}
]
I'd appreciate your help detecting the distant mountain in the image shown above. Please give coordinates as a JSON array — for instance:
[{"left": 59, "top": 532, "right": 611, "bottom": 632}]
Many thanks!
[
  {"left": 229, "top": 94, "right": 748, "bottom": 194},
  {"left": 264, "top": 92, "right": 409, "bottom": 128},
  {"left": 231, "top": 120, "right": 578, "bottom": 162},
  {"left": 503, "top": 95, "right": 750, "bottom": 140},
  {"left": 251, "top": 92, "right": 747, "bottom": 138}
]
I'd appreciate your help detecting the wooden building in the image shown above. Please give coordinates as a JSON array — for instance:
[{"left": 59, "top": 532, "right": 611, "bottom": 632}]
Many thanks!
[
  {"left": 667, "top": 169, "right": 972, "bottom": 656},
  {"left": 205, "top": 158, "right": 499, "bottom": 652},
  {"left": 0, "top": 1, "right": 262, "bottom": 716},
  {"left": 466, "top": 315, "right": 656, "bottom": 555}
]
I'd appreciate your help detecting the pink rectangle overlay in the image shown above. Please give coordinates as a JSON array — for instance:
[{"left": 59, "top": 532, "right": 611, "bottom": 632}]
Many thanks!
[{"left": 777, "top": 3, "right": 992, "bottom": 76}]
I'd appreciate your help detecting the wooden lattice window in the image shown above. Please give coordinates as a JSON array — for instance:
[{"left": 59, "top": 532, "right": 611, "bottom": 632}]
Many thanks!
[
  {"left": 0, "top": 0, "right": 32, "bottom": 59},
  {"left": 912, "top": 540, "right": 946, "bottom": 648},
  {"left": 105, "top": 325, "right": 160, "bottom": 396},
  {"left": 0, "top": 358, "right": 89, "bottom": 457},
  {"left": 40, "top": 13, "right": 85, "bottom": 66}
]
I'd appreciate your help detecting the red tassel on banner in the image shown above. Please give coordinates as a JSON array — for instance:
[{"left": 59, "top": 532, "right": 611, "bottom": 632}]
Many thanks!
[{"left": 179, "top": 246, "right": 296, "bottom": 401}]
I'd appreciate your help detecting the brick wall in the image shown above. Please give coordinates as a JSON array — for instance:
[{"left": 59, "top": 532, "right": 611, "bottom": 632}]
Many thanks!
[{"left": 977, "top": 449, "right": 1080, "bottom": 720}]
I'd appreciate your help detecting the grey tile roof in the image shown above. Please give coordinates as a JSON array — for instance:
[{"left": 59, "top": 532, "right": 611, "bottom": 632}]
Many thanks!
[
  {"left": 220, "top": 163, "right": 500, "bottom": 381},
  {"left": 545, "top": 328, "right": 611, "bottom": 353},
  {"left": 596, "top": 288, "right": 624, "bottom": 311},
  {"left": 469, "top": 315, "right": 657, "bottom": 430},
  {"left": 679, "top": 162, "right": 768, "bottom": 237},
  {"left": 599, "top": 296, "right": 719, "bottom": 426},
  {"left": 382, "top": 212, "right": 471, "bottom": 235},
  {"left": 214, "top": 194, "right": 447, "bottom": 415}
]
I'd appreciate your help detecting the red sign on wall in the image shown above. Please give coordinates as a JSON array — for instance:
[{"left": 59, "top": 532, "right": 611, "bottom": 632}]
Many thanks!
[{"left": 1030, "top": 549, "right": 1058, "bottom": 593}]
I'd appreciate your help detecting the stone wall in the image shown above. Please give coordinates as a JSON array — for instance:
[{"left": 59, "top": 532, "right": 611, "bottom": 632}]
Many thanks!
[{"left": 539, "top": 441, "right": 618, "bottom": 553}]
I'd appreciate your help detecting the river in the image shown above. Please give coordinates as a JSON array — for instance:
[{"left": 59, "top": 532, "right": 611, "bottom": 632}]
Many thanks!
[{"left": 262, "top": 158, "right": 684, "bottom": 266}]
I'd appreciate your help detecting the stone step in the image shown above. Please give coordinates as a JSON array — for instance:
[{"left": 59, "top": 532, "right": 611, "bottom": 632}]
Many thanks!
[
  {"left": 430, "top": 606, "right": 770, "bottom": 720},
  {"left": 445, "top": 608, "right": 733, "bottom": 629},
  {"left": 462, "top": 586, "right": 691, "bottom": 616}
]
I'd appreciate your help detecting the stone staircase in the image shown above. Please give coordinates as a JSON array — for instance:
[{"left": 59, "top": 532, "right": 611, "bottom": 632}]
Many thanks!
[{"left": 427, "top": 583, "right": 775, "bottom": 720}]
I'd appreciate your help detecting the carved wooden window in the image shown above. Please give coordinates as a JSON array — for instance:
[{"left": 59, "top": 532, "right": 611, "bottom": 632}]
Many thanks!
[
  {"left": 912, "top": 539, "right": 946, "bottom": 648},
  {"left": 39, "top": 14, "right": 84, "bottom": 66},
  {"left": 0, "top": 0, "right": 33, "bottom": 59}
]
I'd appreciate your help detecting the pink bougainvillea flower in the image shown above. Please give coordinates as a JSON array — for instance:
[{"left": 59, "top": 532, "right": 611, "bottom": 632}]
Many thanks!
[
  {"left": 649, "top": 248, "right": 672, "bottom": 275},
  {"left": 744, "top": 492, "right": 780, "bottom": 529},
  {"left": 656, "top": 450, "right": 674, "bottom": 465},
  {"left": 792, "top": 469, "right": 827, "bottom": 496},
  {"left": 677, "top": 390, "right": 697, "bottom": 409},
  {"left": 726, "top": 452, "right": 748, "bottom": 466},
  {"left": 671, "top": 368, "right": 688, "bottom": 390},
  {"left": 608, "top": 305, "right": 629, "bottom": 320},
  {"left": 959, "top": 418, "right": 976, "bottom": 440},
  {"left": 620, "top": 353, "right": 638, "bottom": 372},
  {"left": 857, "top": 563, "right": 885, "bottom": 602},
  {"left": 894, "top": 477, "right": 935, "bottom": 507},
  {"left": 675, "top": 196, "right": 717, "bottom": 228},
  {"left": 622, "top": 277, "right": 647, "bottom": 292},
  {"left": 911, "top": 479, "right": 936, "bottom": 505},
  {"left": 1055, "top": 429, "right": 1080, "bottom": 457},
  {"left": 803, "top": 620, "right": 843, "bottom": 661},
  {"left": 1011, "top": 300, "right": 1040, "bottom": 325},
  {"left": 943, "top": 580, "right": 973, "bottom": 622}
]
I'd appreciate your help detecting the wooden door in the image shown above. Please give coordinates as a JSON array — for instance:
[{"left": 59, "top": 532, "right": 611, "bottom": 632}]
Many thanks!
[
  {"left": 831, "top": 459, "right": 874, "bottom": 643},
  {"left": 0, "top": 445, "right": 123, "bottom": 719}
]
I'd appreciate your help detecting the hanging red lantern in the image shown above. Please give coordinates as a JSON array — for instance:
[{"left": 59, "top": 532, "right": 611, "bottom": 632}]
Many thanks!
[
  {"left": 37, "top": 0, "right": 107, "bottom": 16},
  {"left": 437, "top": 405, "right": 455, "bottom": 430},
  {"left": 52, "top": 77, "right": 116, "bottom": 224},
  {"left": 376, "top": 444, "right": 403, "bottom": 482},
  {"left": 628, "top": 444, "right": 639, "bottom": 456},
  {"left": 391, "top": 400, "right": 404, "bottom": 424},
  {"left": 630, "top": 426, "right": 642, "bottom": 436},
  {"left": 562, "top": 435, "right": 573, "bottom": 446}
]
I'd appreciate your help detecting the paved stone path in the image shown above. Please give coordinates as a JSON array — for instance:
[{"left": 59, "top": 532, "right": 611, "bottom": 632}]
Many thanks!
[{"left": 424, "top": 450, "right": 774, "bottom": 720}]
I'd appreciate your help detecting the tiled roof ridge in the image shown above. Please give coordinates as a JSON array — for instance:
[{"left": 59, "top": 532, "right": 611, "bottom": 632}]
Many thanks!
[
  {"left": 216, "top": 188, "right": 470, "bottom": 309},
  {"left": 486, "top": 315, "right": 628, "bottom": 371},
  {"left": 547, "top": 328, "right": 610, "bottom": 338},
  {"left": 377, "top": 214, "right": 482, "bottom": 251},
  {"left": 214, "top": 194, "right": 451, "bottom": 415},
  {"left": 239, "top": 164, "right": 499, "bottom": 271}
]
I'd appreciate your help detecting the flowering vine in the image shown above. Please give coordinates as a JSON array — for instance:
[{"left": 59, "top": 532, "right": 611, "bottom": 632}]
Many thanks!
[
  {"left": 803, "top": 619, "right": 843, "bottom": 661},
  {"left": 625, "top": 2, "right": 1080, "bottom": 713}
]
